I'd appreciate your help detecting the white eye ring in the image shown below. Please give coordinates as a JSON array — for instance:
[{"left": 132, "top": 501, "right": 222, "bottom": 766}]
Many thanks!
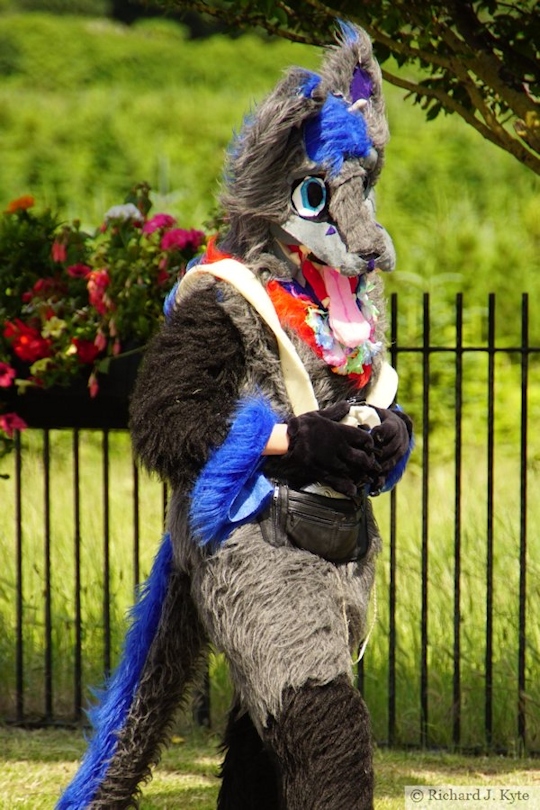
[{"left": 291, "top": 176, "right": 328, "bottom": 219}]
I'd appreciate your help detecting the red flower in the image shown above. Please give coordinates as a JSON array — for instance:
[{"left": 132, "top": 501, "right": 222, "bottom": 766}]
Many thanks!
[
  {"left": 67, "top": 263, "right": 92, "bottom": 279},
  {"left": 0, "top": 412, "right": 28, "bottom": 438},
  {"left": 5, "top": 195, "right": 34, "bottom": 214},
  {"left": 87, "top": 269, "right": 111, "bottom": 315},
  {"left": 3, "top": 319, "right": 52, "bottom": 363},
  {"left": 31, "top": 277, "right": 67, "bottom": 298},
  {"left": 0, "top": 362, "right": 16, "bottom": 388},
  {"left": 51, "top": 241, "right": 67, "bottom": 263},
  {"left": 157, "top": 265, "right": 169, "bottom": 285},
  {"left": 160, "top": 228, "right": 205, "bottom": 253},
  {"left": 71, "top": 338, "right": 100, "bottom": 365}
]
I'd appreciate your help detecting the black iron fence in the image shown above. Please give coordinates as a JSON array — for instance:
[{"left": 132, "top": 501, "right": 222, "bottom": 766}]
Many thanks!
[{"left": 1, "top": 292, "right": 538, "bottom": 753}]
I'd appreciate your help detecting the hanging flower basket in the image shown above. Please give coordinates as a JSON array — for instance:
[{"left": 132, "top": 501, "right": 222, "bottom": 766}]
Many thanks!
[
  {"left": 0, "top": 185, "right": 206, "bottom": 450},
  {"left": 0, "top": 346, "right": 143, "bottom": 430}
]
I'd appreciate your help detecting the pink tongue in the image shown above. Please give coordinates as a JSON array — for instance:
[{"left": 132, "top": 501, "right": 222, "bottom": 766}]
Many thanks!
[{"left": 321, "top": 266, "right": 370, "bottom": 348}]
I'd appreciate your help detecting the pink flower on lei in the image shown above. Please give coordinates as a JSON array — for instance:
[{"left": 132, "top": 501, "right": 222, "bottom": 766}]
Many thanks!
[{"left": 0, "top": 412, "right": 28, "bottom": 438}]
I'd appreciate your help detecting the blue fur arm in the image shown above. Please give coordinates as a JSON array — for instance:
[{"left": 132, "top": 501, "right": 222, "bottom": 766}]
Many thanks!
[{"left": 189, "top": 396, "right": 280, "bottom": 547}]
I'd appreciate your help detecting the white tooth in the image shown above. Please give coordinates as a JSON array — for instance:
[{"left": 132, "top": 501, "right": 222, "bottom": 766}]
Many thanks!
[{"left": 348, "top": 99, "right": 368, "bottom": 112}]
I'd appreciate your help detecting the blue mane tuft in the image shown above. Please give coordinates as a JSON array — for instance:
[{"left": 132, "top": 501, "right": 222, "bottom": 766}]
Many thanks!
[
  {"left": 337, "top": 19, "right": 360, "bottom": 45},
  {"left": 303, "top": 94, "right": 372, "bottom": 176}
]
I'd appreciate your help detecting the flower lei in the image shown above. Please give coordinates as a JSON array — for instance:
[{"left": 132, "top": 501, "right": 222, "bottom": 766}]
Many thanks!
[
  {"left": 266, "top": 253, "right": 381, "bottom": 389},
  {"left": 196, "top": 239, "right": 381, "bottom": 389}
]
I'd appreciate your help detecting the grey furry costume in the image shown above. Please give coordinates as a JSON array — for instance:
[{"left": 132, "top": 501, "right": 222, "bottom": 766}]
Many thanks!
[{"left": 57, "top": 22, "right": 412, "bottom": 810}]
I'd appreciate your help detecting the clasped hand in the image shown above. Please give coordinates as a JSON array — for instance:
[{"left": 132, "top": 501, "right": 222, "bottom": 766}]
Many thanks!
[{"left": 277, "top": 401, "right": 411, "bottom": 498}]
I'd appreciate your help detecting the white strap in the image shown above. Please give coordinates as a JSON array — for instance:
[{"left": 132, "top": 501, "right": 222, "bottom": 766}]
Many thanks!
[
  {"left": 177, "top": 259, "right": 318, "bottom": 415},
  {"left": 176, "top": 259, "right": 398, "bottom": 414}
]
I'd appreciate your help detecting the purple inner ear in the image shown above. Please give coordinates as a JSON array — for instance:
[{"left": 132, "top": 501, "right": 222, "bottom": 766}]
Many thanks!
[{"left": 350, "top": 65, "right": 373, "bottom": 101}]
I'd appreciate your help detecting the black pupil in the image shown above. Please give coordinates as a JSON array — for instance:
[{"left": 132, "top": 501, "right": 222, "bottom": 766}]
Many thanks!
[{"left": 307, "top": 181, "right": 324, "bottom": 209}]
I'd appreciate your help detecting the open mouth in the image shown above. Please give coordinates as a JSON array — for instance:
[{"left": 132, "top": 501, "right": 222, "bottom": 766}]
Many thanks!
[{"left": 282, "top": 242, "right": 374, "bottom": 348}]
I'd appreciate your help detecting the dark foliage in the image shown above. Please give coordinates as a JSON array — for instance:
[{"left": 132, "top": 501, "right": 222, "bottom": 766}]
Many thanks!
[{"left": 150, "top": 0, "right": 540, "bottom": 175}]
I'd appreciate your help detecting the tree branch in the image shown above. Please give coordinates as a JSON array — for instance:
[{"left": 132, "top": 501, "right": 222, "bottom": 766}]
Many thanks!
[
  {"left": 443, "top": 0, "right": 536, "bottom": 119},
  {"left": 382, "top": 69, "right": 540, "bottom": 175}
]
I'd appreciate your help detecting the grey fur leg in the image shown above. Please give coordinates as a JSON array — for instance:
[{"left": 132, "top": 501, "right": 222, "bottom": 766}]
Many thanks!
[
  {"left": 218, "top": 703, "right": 281, "bottom": 810},
  {"left": 265, "top": 676, "right": 374, "bottom": 810},
  {"left": 90, "top": 571, "right": 207, "bottom": 809},
  {"left": 191, "top": 521, "right": 378, "bottom": 729}
]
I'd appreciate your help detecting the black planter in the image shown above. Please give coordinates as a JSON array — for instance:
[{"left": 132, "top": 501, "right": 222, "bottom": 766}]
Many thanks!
[{"left": 1, "top": 350, "right": 143, "bottom": 430}]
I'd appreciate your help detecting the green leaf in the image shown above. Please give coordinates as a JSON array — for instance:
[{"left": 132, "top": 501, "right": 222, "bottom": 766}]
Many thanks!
[{"left": 97, "top": 357, "right": 112, "bottom": 374}]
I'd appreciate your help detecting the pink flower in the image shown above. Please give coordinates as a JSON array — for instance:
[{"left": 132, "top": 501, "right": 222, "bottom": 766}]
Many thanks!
[
  {"left": 88, "top": 372, "right": 99, "bottom": 398},
  {"left": 0, "top": 362, "right": 16, "bottom": 388},
  {"left": 142, "top": 213, "right": 177, "bottom": 235},
  {"left": 51, "top": 241, "right": 67, "bottom": 263},
  {"left": 160, "top": 228, "right": 205, "bottom": 253},
  {"left": 94, "top": 330, "right": 107, "bottom": 352},
  {"left": 0, "top": 412, "right": 28, "bottom": 439},
  {"left": 87, "top": 269, "right": 111, "bottom": 315},
  {"left": 67, "top": 263, "right": 92, "bottom": 279}
]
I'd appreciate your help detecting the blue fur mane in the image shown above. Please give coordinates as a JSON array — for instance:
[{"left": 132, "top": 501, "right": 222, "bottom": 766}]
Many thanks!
[
  {"left": 303, "top": 94, "right": 372, "bottom": 177},
  {"left": 56, "top": 534, "right": 173, "bottom": 809},
  {"left": 338, "top": 19, "right": 360, "bottom": 46}
]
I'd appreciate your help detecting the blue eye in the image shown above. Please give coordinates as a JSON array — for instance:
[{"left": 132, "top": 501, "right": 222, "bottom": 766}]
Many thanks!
[{"left": 291, "top": 176, "right": 328, "bottom": 219}]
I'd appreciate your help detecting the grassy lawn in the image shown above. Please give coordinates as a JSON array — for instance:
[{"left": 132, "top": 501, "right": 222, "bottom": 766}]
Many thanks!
[{"left": 1, "top": 727, "right": 539, "bottom": 809}]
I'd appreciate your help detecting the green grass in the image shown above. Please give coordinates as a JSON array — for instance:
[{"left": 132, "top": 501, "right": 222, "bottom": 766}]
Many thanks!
[
  {"left": 1, "top": 419, "right": 539, "bottom": 752},
  {"left": 0, "top": 726, "right": 539, "bottom": 809}
]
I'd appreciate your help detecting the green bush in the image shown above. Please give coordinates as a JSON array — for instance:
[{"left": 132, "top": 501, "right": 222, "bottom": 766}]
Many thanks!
[
  {"left": 9, "top": 0, "right": 112, "bottom": 14},
  {"left": 0, "top": 11, "right": 538, "bottom": 342}
]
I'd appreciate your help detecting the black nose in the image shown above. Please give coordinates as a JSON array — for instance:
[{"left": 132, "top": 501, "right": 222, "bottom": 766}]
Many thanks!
[{"left": 359, "top": 252, "right": 380, "bottom": 271}]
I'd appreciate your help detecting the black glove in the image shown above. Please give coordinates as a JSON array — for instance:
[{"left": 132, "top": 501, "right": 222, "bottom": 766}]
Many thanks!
[
  {"left": 276, "top": 402, "right": 379, "bottom": 498},
  {"left": 369, "top": 407, "right": 412, "bottom": 491}
]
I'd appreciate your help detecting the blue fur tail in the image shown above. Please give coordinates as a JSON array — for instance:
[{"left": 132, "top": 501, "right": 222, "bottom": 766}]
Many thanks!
[{"left": 56, "top": 533, "right": 173, "bottom": 809}]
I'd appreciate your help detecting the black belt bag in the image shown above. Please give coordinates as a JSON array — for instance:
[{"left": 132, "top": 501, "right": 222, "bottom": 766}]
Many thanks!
[{"left": 260, "top": 483, "right": 370, "bottom": 564}]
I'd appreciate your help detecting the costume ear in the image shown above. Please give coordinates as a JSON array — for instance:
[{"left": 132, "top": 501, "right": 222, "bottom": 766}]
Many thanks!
[
  {"left": 221, "top": 68, "right": 324, "bottom": 251},
  {"left": 318, "top": 21, "right": 389, "bottom": 155}
]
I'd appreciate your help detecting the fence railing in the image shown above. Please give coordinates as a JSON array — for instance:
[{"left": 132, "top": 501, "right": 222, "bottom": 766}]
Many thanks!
[{"left": 1, "top": 292, "right": 538, "bottom": 753}]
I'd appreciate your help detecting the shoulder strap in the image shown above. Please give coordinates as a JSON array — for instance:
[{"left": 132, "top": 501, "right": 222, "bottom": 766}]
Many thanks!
[
  {"left": 177, "top": 259, "right": 319, "bottom": 415},
  {"left": 176, "top": 259, "right": 398, "bottom": 414}
]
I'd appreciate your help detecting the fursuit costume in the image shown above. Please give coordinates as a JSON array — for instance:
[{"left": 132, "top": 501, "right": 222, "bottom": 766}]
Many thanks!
[{"left": 58, "top": 22, "right": 413, "bottom": 810}]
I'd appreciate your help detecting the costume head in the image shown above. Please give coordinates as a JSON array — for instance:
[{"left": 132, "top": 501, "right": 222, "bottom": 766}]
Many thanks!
[{"left": 220, "top": 21, "right": 395, "bottom": 279}]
